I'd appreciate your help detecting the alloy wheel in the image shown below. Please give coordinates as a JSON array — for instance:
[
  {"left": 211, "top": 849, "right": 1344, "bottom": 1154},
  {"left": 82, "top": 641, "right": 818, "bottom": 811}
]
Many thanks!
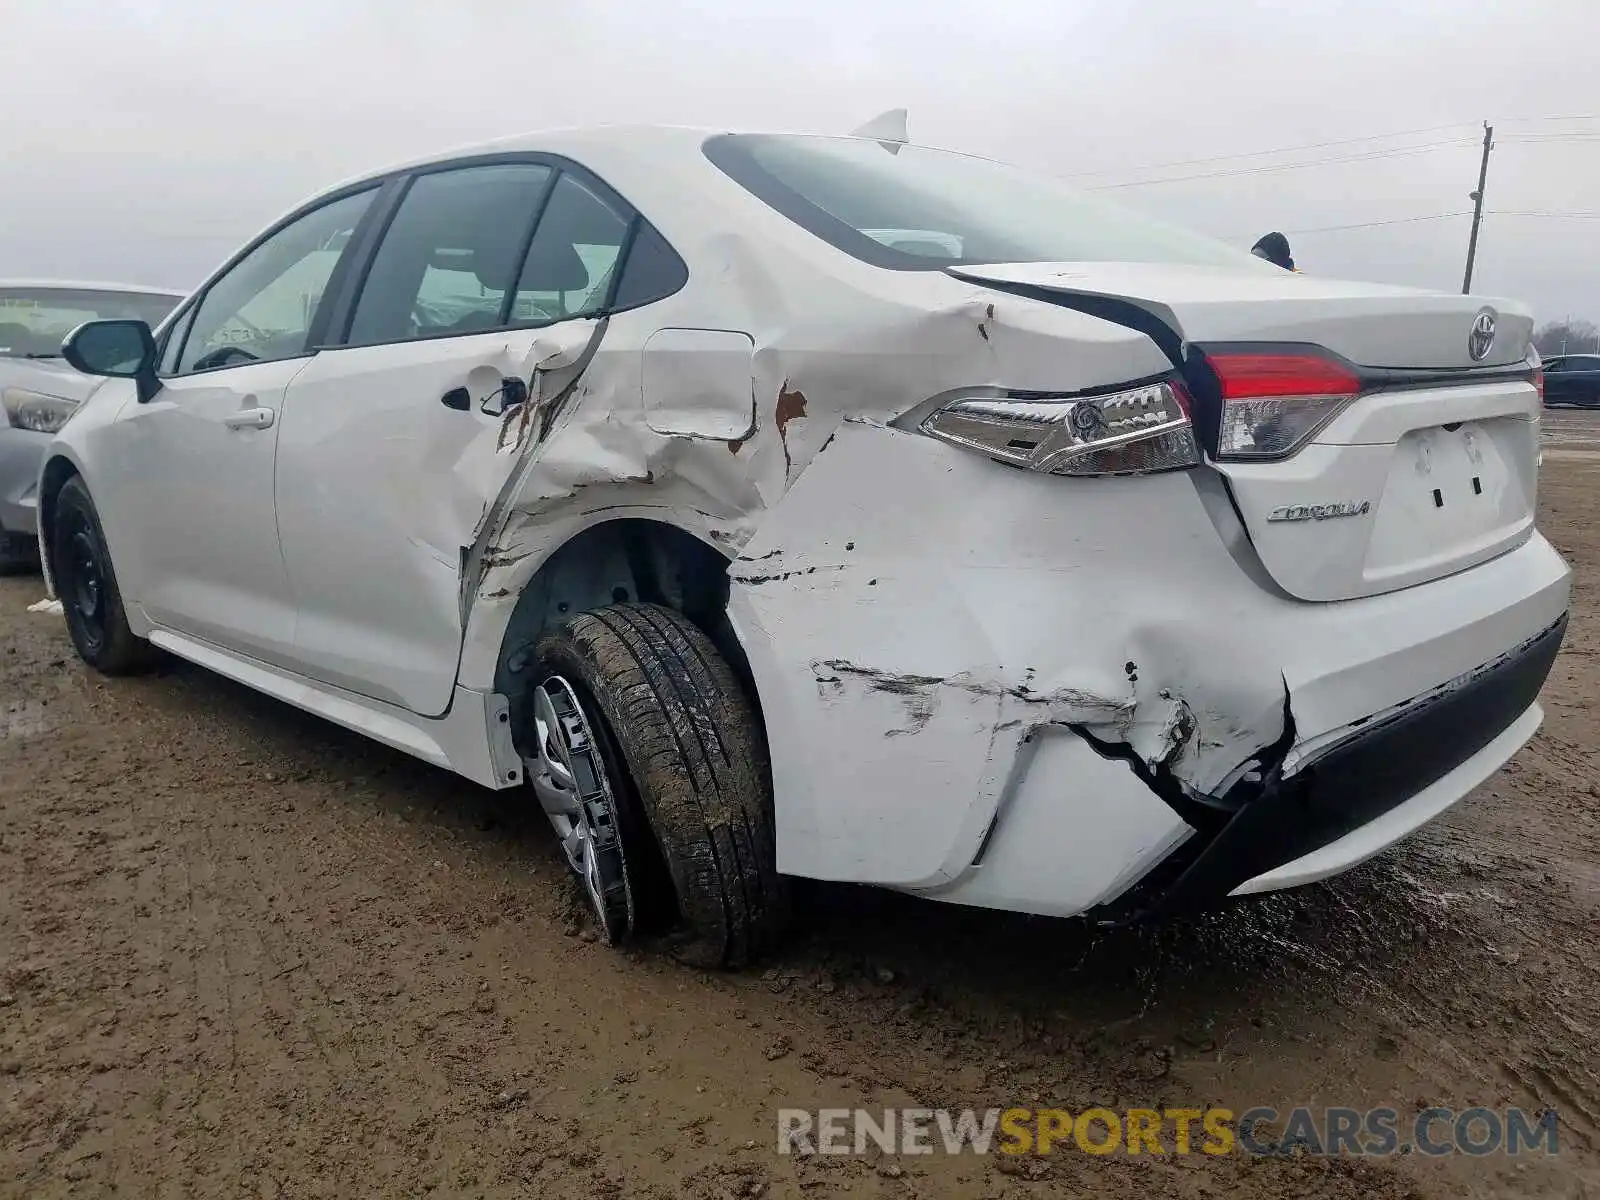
[{"left": 529, "top": 676, "right": 634, "bottom": 942}]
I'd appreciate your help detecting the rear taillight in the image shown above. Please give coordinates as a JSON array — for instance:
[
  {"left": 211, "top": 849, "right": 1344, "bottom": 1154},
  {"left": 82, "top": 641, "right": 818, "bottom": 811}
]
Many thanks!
[
  {"left": 1205, "top": 351, "right": 1362, "bottom": 461},
  {"left": 918, "top": 376, "right": 1201, "bottom": 476}
]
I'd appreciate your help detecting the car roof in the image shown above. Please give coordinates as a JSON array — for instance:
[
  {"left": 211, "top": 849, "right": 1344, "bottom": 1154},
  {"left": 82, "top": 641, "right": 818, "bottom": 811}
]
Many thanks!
[
  {"left": 0, "top": 279, "right": 186, "bottom": 298},
  {"left": 335, "top": 123, "right": 724, "bottom": 183},
  {"left": 316, "top": 123, "right": 889, "bottom": 202}
]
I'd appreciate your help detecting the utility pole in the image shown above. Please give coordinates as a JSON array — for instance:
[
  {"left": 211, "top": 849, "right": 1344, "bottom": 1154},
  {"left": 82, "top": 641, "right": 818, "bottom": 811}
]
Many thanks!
[{"left": 1462, "top": 122, "right": 1493, "bottom": 294}]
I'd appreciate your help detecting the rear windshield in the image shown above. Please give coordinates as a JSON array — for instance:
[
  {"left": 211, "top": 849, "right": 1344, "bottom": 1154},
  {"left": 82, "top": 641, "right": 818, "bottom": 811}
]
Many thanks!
[
  {"left": 704, "top": 133, "right": 1254, "bottom": 272},
  {"left": 0, "top": 288, "right": 180, "bottom": 359}
]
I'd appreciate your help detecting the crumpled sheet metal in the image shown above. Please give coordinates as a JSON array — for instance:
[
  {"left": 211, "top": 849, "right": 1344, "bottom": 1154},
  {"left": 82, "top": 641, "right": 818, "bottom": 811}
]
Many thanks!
[
  {"left": 468, "top": 278, "right": 1169, "bottom": 599},
  {"left": 718, "top": 415, "right": 1289, "bottom": 887},
  {"left": 451, "top": 264, "right": 1284, "bottom": 888}
]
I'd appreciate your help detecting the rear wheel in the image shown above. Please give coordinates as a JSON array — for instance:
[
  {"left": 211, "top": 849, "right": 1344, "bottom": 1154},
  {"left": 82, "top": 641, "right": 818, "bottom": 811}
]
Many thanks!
[
  {"left": 529, "top": 603, "right": 787, "bottom": 967},
  {"left": 51, "top": 476, "right": 157, "bottom": 674}
]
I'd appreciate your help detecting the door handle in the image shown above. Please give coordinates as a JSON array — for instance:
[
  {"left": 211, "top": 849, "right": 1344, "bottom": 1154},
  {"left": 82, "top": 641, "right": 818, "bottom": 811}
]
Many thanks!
[
  {"left": 223, "top": 407, "right": 275, "bottom": 430},
  {"left": 479, "top": 377, "right": 529, "bottom": 417}
]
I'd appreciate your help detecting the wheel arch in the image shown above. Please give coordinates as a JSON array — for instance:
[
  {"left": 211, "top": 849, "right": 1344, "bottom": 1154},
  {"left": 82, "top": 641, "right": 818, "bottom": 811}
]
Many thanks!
[
  {"left": 483, "top": 516, "right": 764, "bottom": 762},
  {"left": 35, "top": 453, "right": 86, "bottom": 596}
]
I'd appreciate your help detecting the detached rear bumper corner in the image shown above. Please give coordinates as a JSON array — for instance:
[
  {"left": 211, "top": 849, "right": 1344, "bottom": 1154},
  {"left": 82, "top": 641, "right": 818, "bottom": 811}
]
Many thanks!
[{"left": 1108, "top": 612, "right": 1567, "bottom": 921}]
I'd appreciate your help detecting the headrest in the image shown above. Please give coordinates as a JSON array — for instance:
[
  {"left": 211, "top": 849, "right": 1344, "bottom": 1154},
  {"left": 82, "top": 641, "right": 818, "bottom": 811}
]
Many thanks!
[{"left": 515, "top": 237, "right": 590, "bottom": 293}]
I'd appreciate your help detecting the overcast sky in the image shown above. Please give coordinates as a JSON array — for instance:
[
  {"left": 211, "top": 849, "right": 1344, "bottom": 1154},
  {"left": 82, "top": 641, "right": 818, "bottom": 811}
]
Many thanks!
[{"left": 4, "top": 0, "right": 1596, "bottom": 323}]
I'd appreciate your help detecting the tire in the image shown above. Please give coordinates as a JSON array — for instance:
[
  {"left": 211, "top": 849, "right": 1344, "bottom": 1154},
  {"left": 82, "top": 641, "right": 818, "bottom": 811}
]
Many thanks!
[
  {"left": 533, "top": 602, "right": 788, "bottom": 967},
  {"left": 50, "top": 476, "right": 157, "bottom": 674},
  {"left": 0, "top": 531, "right": 40, "bottom": 576}
]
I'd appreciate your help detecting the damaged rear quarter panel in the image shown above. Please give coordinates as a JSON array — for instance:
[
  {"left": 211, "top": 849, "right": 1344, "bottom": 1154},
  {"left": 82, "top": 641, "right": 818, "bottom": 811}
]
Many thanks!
[
  {"left": 457, "top": 251, "right": 1175, "bottom": 689},
  {"left": 725, "top": 420, "right": 1289, "bottom": 890}
]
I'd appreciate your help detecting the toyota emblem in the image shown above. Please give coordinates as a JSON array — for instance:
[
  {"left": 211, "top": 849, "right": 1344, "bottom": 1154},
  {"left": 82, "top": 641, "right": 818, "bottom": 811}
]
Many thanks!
[{"left": 1468, "top": 309, "right": 1497, "bottom": 362}]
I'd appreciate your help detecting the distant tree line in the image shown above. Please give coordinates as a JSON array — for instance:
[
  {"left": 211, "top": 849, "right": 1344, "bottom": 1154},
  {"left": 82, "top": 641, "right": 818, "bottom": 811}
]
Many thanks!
[{"left": 1534, "top": 319, "right": 1599, "bottom": 356}]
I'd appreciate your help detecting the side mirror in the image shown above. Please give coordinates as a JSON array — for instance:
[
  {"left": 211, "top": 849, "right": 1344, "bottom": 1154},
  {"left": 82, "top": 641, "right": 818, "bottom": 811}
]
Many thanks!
[
  {"left": 62, "top": 319, "right": 156, "bottom": 378},
  {"left": 61, "top": 319, "right": 160, "bottom": 403}
]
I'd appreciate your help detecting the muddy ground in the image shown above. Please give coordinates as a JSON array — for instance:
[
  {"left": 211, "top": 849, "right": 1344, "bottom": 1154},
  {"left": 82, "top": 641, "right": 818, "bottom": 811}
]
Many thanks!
[{"left": 4, "top": 412, "right": 1599, "bottom": 1199}]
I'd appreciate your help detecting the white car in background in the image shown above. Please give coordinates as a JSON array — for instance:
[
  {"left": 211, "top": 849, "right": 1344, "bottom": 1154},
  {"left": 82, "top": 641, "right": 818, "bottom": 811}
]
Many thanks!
[
  {"left": 39, "top": 126, "right": 1569, "bottom": 965},
  {"left": 0, "top": 281, "right": 182, "bottom": 571}
]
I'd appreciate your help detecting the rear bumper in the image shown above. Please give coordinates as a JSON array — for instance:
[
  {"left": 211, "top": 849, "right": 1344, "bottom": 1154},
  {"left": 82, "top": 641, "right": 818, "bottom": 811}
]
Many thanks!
[
  {"left": 1113, "top": 613, "right": 1564, "bottom": 920},
  {"left": 0, "top": 426, "right": 47, "bottom": 535},
  {"left": 731, "top": 422, "right": 1572, "bottom": 914}
]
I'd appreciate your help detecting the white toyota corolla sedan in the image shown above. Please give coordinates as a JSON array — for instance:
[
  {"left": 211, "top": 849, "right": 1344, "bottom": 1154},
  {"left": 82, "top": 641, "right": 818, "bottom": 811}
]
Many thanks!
[{"left": 40, "top": 125, "right": 1570, "bottom": 965}]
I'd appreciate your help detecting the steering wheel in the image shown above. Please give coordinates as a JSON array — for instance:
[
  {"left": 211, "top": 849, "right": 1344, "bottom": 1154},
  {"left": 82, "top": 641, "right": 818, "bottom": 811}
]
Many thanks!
[{"left": 190, "top": 344, "right": 261, "bottom": 372}]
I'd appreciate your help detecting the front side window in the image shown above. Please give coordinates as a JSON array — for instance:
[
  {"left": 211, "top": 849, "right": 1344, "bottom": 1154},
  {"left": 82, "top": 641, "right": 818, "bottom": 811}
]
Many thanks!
[
  {"left": 177, "top": 188, "right": 376, "bottom": 375},
  {"left": 704, "top": 133, "right": 1259, "bottom": 271},
  {"left": 0, "top": 288, "right": 180, "bottom": 360},
  {"left": 158, "top": 306, "right": 197, "bottom": 375},
  {"left": 346, "top": 164, "right": 553, "bottom": 345}
]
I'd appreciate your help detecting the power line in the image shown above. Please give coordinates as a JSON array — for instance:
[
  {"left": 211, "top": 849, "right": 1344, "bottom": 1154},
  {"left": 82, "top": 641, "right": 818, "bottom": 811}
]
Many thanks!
[
  {"left": 1069, "top": 113, "right": 1600, "bottom": 182},
  {"left": 1069, "top": 121, "right": 1480, "bottom": 178},
  {"left": 1084, "top": 139, "right": 1479, "bottom": 190},
  {"left": 1500, "top": 112, "right": 1600, "bottom": 125},
  {"left": 1252, "top": 212, "right": 1474, "bottom": 236},
  {"left": 1225, "top": 209, "right": 1600, "bottom": 239},
  {"left": 1489, "top": 210, "right": 1600, "bottom": 219},
  {"left": 1491, "top": 134, "right": 1600, "bottom": 144}
]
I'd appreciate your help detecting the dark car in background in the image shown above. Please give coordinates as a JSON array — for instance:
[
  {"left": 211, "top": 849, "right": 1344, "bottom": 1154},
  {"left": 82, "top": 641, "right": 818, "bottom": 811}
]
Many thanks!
[
  {"left": 1542, "top": 354, "right": 1600, "bottom": 409},
  {"left": 0, "top": 281, "right": 183, "bottom": 571}
]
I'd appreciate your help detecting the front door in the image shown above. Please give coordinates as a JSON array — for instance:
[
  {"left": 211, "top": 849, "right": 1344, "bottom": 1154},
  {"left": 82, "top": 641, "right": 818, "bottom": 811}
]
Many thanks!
[
  {"left": 107, "top": 187, "right": 377, "bottom": 664},
  {"left": 274, "top": 164, "right": 636, "bottom": 715}
]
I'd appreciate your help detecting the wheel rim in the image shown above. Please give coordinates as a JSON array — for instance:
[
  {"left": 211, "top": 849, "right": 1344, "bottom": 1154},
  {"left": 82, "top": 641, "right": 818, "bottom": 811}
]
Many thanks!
[
  {"left": 530, "top": 676, "right": 633, "bottom": 943},
  {"left": 61, "top": 510, "right": 107, "bottom": 654}
]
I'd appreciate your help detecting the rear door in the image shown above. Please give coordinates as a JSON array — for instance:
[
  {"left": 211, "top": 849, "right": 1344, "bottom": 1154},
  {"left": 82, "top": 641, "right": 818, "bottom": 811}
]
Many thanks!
[{"left": 271, "top": 159, "right": 658, "bottom": 715}]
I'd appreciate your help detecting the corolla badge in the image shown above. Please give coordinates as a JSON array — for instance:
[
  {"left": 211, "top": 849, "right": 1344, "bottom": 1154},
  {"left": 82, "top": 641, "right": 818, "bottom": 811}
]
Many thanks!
[
  {"left": 1266, "top": 501, "right": 1373, "bottom": 523},
  {"left": 1469, "top": 309, "right": 1497, "bottom": 362}
]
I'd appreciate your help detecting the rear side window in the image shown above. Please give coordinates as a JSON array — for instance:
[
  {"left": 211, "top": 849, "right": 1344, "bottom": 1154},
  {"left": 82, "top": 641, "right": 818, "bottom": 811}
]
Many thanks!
[
  {"left": 511, "top": 173, "right": 688, "bottom": 320},
  {"left": 704, "top": 133, "right": 1255, "bottom": 272},
  {"left": 512, "top": 173, "right": 630, "bottom": 322},
  {"left": 612, "top": 223, "right": 689, "bottom": 310}
]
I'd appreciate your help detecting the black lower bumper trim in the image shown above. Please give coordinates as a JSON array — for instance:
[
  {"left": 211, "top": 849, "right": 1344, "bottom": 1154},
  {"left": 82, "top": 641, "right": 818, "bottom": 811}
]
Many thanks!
[{"left": 1118, "top": 613, "right": 1567, "bottom": 921}]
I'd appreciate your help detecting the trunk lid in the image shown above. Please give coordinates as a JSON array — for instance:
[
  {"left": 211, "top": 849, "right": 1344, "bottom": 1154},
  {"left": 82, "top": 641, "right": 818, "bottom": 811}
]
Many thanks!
[
  {"left": 949, "top": 261, "right": 1534, "bottom": 369},
  {"left": 949, "top": 262, "right": 1540, "bottom": 602}
]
